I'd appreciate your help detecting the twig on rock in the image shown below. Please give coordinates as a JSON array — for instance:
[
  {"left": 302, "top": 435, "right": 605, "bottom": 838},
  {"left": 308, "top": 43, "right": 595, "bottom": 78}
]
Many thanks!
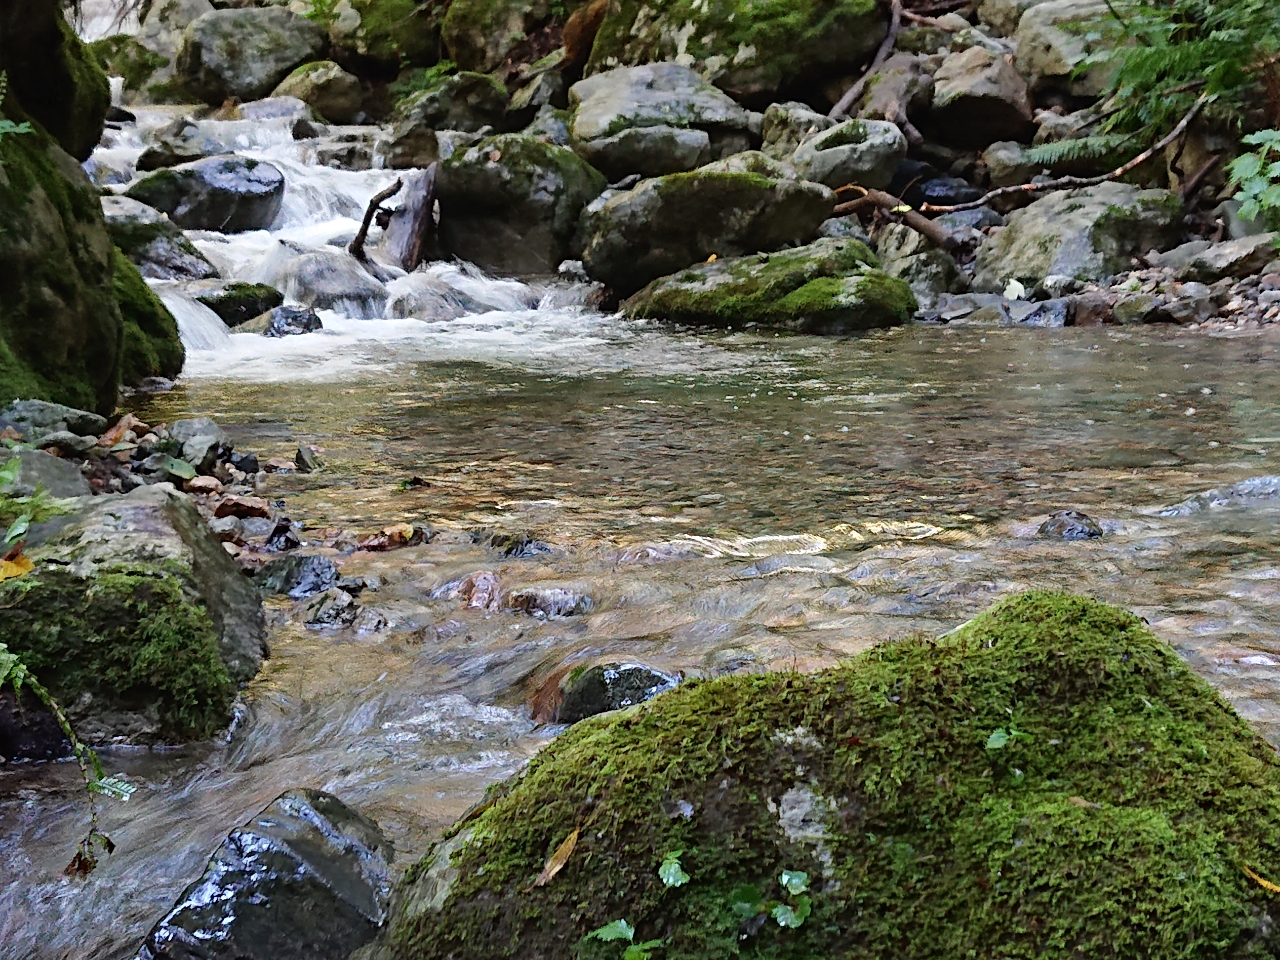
[
  {"left": 349, "top": 178, "right": 404, "bottom": 262},
  {"left": 830, "top": 0, "right": 904, "bottom": 119},
  {"left": 832, "top": 185, "right": 958, "bottom": 249},
  {"left": 919, "top": 94, "right": 1210, "bottom": 215}
]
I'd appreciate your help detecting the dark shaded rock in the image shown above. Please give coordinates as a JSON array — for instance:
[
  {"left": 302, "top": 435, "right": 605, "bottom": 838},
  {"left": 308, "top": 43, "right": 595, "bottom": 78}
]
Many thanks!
[
  {"left": 557, "top": 662, "right": 681, "bottom": 723},
  {"left": 916, "top": 176, "right": 983, "bottom": 207},
  {"left": 113, "top": 249, "right": 186, "bottom": 387},
  {"left": 1018, "top": 298, "right": 1072, "bottom": 328},
  {"left": 257, "top": 555, "right": 341, "bottom": 600},
  {"left": 295, "top": 446, "right": 320, "bottom": 473},
  {"left": 196, "top": 284, "right": 285, "bottom": 327},
  {"left": 102, "top": 196, "right": 220, "bottom": 281},
  {"left": 125, "top": 156, "right": 286, "bottom": 233},
  {"left": 137, "top": 116, "right": 228, "bottom": 171},
  {"left": 264, "top": 305, "right": 324, "bottom": 338},
  {"left": 306, "top": 588, "right": 359, "bottom": 627},
  {"left": 136, "top": 789, "right": 392, "bottom": 960},
  {"left": 0, "top": 688, "right": 70, "bottom": 762},
  {"left": 488, "top": 531, "right": 551, "bottom": 558},
  {"left": 229, "top": 451, "right": 259, "bottom": 474},
  {"left": 1038, "top": 509, "right": 1102, "bottom": 540}
]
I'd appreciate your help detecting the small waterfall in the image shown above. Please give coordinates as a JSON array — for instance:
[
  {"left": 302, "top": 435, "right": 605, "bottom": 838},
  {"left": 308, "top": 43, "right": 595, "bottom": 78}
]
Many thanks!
[{"left": 155, "top": 287, "right": 233, "bottom": 351}]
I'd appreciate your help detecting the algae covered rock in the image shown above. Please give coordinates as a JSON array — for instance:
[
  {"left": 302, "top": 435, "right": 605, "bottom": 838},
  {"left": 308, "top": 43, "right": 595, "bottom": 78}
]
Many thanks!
[
  {"left": 582, "top": 170, "right": 834, "bottom": 296},
  {"left": 272, "top": 60, "right": 364, "bottom": 124},
  {"left": 586, "top": 0, "right": 888, "bottom": 100},
  {"left": 624, "top": 237, "right": 916, "bottom": 332},
  {"left": 792, "top": 118, "right": 907, "bottom": 191},
  {"left": 176, "top": 7, "right": 328, "bottom": 104},
  {"left": 0, "top": 485, "right": 267, "bottom": 744},
  {"left": 328, "top": 0, "right": 442, "bottom": 77},
  {"left": 378, "top": 591, "right": 1280, "bottom": 960},
  {"left": 102, "top": 195, "right": 220, "bottom": 281},
  {"left": 973, "top": 182, "right": 1183, "bottom": 292},
  {"left": 437, "top": 134, "right": 607, "bottom": 275},
  {"left": 112, "top": 248, "right": 186, "bottom": 387},
  {"left": 442, "top": 0, "right": 563, "bottom": 73}
]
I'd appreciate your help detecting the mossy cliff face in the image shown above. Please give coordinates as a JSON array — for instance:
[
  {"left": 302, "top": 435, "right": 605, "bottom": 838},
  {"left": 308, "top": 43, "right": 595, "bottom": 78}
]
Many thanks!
[
  {"left": 0, "top": 485, "right": 268, "bottom": 744},
  {"left": 624, "top": 237, "right": 917, "bottom": 333},
  {"left": 379, "top": 592, "right": 1280, "bottom": 960},
  {"left": 113, "top": 248, "right": 186, "bottom": 385},
  {"left": 586, "top": 0, "right": 887, "bottom": 101}
]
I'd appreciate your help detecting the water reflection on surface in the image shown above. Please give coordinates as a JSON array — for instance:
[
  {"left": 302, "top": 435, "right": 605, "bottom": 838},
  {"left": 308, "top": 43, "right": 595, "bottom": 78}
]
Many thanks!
[{"left": 5, "top": 323, "right": 1280, "bottom": 958}]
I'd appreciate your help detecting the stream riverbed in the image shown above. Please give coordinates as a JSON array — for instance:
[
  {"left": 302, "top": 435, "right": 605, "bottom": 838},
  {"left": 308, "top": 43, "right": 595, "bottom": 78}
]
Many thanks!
[{"left": 6, "top": 105, "right": 1280, "bottom": 959}]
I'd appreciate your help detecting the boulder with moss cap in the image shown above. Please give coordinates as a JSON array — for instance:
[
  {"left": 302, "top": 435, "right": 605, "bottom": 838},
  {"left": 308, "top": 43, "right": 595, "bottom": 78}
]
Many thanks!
[
  {"left": 365, "top": 591, "right": 1280, "bottom": 960},
  {"left": 624, "top": 237, "right": 916, "bottom": 333},
  {"left": 791, "top": 118, "right": 907, "bottom": 191},
  {"left": 328, "top": 0, "right": 442, "bottom": 78},
  {"left": 272, "top": 60, "right": 364, "bottom": 125}
]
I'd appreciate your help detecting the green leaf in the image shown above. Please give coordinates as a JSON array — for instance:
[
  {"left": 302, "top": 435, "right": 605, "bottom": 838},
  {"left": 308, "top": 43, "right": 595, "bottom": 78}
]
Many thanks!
[
  {"left": 985, "top": 728, "right": 1010, "bottom": 750},
  {"left": 587, "top": 920, "right": 635, "bottom": 943},
  {"left": 623, "top": 940, "right": 665, "bottom": 960},
  {"left": 87, "top": 776, "right": 136, "bottom": 802},
  {"left": 659, "top": 851, "right": 690, "bottom": 888},
  {"left": 5, "top": 511, "right": 31, "bottom": 544},
  {"left": 780, "top": 869, "right": 810, "bottom": 895},
  {"left": 730, "top": 883, "right": 764, "bottom": 917},
  {"left": 0, "top": 457, "right": 20, "bottom": 489},
  {"left": 164, "top": 457, "right": 197, "bottom": 481},
  {"left": 772, "top": 896, "right": 812, "bottom": 929}
]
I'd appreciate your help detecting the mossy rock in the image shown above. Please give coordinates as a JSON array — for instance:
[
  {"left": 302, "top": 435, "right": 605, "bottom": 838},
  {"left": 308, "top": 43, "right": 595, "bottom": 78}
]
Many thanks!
[
  {"left": 195, "top": 282, "right": 285, "bottom": 327},
  {"left": 586, "top": 0, "right": 887, "bottom": 101},
  {"left": 624, "top": 237, "right": 916, "bottom": 333},
  {"left": 380, "top": 591, "right": 1280, "bottom": 959},
  {"left": 90, "top": 34, "right": 169, "bottom": 96},
  {"left": 0, "top": 485, "right": 267, "bottom": 744},
  {"left": 441, "top": 0, "right": 567, "bottom": 73},
  {"left": 113, "top": 248, "right": 185, "bottom": 385},
  {"left": 0, "top": 115, "right": 122, "bottom": 415},
  {"left": 329, "top": 0, "right": 443, "bottom": 79},
  {"left": 0, "top": 2, "right": 110, "bottom": 160}
]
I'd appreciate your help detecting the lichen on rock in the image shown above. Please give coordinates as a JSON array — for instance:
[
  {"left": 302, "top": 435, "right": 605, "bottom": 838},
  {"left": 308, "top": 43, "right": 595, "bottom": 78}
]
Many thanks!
[{"left": 376, "top": 591, "right": 1280, "bottom": 960}]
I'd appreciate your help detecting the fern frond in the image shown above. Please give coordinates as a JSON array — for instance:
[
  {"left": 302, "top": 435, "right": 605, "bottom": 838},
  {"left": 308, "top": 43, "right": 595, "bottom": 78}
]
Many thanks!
[{"left": 1023, "top": 134, "right": 1134, "bottom": 167}]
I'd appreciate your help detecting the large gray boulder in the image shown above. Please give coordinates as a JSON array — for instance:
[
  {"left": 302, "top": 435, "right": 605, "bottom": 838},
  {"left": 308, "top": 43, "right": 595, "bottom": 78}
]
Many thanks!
[
  {"left": 0, "top": 484, "right": 268, "bottom": 743},
  {"left": 125, "top": 155, "right": 286, "bottom": 233},
  {"left": 623, "top": 237, "right": 917, "bottom": 333},
  {"left": 582, "top": 170, "right": 835, "bottom": 297},
  {"left": 569, "top": 63, "right": 756, "bottom": 179},
  {"left": 0, "top": 447, "right": 92, "bottom": 498},
  {"left": 136, "top": 789, "right": 392, "bottom": 960},
  {"left": 119, "top": 0, "right": 214, "bottom": 103},
  {"left": 176, "top": 7, "right": 328, "bottom": 104},
  {"left": 761, "top": 101, "right": 836, "bottom": 161},
  {"left": 857, "top": 53, "right": 935, "bottom": 128},
  {"left": 102, "top": 196, "right": 220, "bottom": 280},
  {"left": 271, "top": 60, "right": 363, "bottom": 124},
  {"left": 437, "top": 134, "right": 608, "bottom": 276},
  {"left": 977, "top": 0, "right": 1052, "bottom": 36},
  {"left": 929, "top": 46, "right": 1034, "bottom": 147},
  {"left": 792, "top": 119, "right": 907, "bottom": 190},
  {"left": 1014, "top": 0, "right": 1112, "bottom": 98},
  {"left": 876, "top": 222, "right": 966, "bottom": 310},
  {"left": 973, "top": 182, "right": 1183, "bottom": 292}
]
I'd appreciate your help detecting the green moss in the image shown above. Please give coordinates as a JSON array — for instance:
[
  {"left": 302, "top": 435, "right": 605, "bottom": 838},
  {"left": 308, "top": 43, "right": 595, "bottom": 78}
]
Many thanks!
[
  {"left": 389, "top": 592, "right": 1280, "bottom": 960},
  {"left": 112, "top": 248, "right": 184, "bottom": 385},
  {"left": 0, "top": 565, "right": 235, "bottom": 741},
  {"left": 89, "top": 34, "right": 167, "bottom": 93},
  {"left": 335, "top": 0, "right": 443, "bottom": 75},
  {"left": 587, "top": 0, "right": 884, "bottom": 98},
  {"left": 195, "top": 282, "right": 284, "bottom": 327}
]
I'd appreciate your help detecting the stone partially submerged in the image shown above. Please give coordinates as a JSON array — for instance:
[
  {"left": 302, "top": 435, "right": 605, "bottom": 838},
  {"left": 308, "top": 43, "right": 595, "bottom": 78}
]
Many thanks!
[
  {"left": 624, "top": 237, "right": 917, "bottom": 333},
  {"left": 370, "top": 591, "right": 1280, "bottom": 960}
]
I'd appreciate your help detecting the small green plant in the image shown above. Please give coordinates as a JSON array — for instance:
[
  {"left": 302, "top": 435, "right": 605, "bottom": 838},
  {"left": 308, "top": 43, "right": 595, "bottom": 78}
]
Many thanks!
[
  {"left": 984, "top": 726, "right": 1032, "bottom": 751},
  {"left": 657, "top": 849, "right": 690, "bottom": 888},
  {"left": 0, "top": 71, "right": 33, "bottom": 166},
  {"left": 583, "top": 919, "right": 665, "bottom": 960},
  {"left": 1228, "top": 130, "right": 1280, "bottom": 229},
  {"left": 0, "top": 457, "right": 76, "bottom": 549},
  {"left": 301, "top": 0, "right": 341, "bottom": 27},
  {"left": 388, "top": 59, "right": 458, "bottom": 107},
  {"left": 731, "top": 869, "right": 813, "bottom": 931}
]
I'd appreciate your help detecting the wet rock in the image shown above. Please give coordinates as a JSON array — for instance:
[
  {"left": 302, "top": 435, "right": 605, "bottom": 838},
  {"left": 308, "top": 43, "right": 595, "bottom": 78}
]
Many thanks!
[
  {"left": 0, "top": 399, "right": 107, "bottom": 440},
  {"left": 229, "top": 451, "right": 259, "bottom": 474},
  {"left": 0, "top": 484, "right": 267, "bottom": 743},
  {"left": 1015, "top": 0, "right": 1112, "bottom": 98},
  {"left": 265, "top": 519, "right": 303, "bottom": 552},
  {"left": 624, "top": 237, "right": 916, "bottom": 333},
  {"left": 915, "top": 176, "right": 983, "bottom": 207},
  {"left": 389, "top": 72, "right": 509, "bottom": 148},
  {"left": 1038, "top": 509, "right": 1102, "bottom": 540},
  {"left": 306, "top": 588, "right": 359, "bottom": 627},
  {"left": 0, "top": 448, "right": 92, "bottom": 498},
  {"left": 568, "top": 64, "right": 754, "bottom": 179},
  {"left": 978, "top": 0, "right": 1052, "bottom": 35},
  {"left": 136, "top": 789, "right": 392, "bottom": 960},
  {"left": 35, "top": 430, "right": 98, "bottom": 456},
  {"left": 102, "top": 196, "right": 220, "bottom": 281},
  {"left": 195, "top": 283, "right": 285, "bottom": 327},
  {"left": 125, "top": 156, "right": 286, "bottom": 233},
  {"left": 384, "top": 266, "right": 539, "bottom": 320},
  {"left": 262, "top": 248, "right": 388, "bottom": 319},
  {"left": 556, "top": 663, "right": 681, "bottom": 723},
  {"left": 818, "top": 215, "right": 873, "bottom": 243},
  {"left": 1018, "top": 297, "right": 1072, "bottom": 327},
  {"left": 432, "top": 570, "right": 501, "bottom": 611},
  {"left": 357, "top": 523, "right": 430, "bottom": 551},
  {"left": 214, "top": 495, "right": 272, "bottom": 520},
  {"left": 1112, "top": 292, "right": 1162, "bottom": 326},
  {"left": 973, "top": 183, "right": 1182, "bottom": 293},
  {"left": 792, "top": 119, "right": 907, "bottom": 191},
  {"left": 1174, "top": 234, "right": 1280, "bottom": 284},
  {"left": 261, "top": 305, "right": 325, "bottom": 338},
  {"left": 437, "top": 134, "right": 608, "bottom": 275},
  {"left": 760, "top": 101, "right": 836, "bottom": 161},
  {"left": 1161, "top": 282, "right": 1217, "bottom": 325},
  {"left": 507, "top": 586, "right": 594, "bottom": 618},
  {"left": 272, "top": 61, "right": 363, "bottom": 125},
  {"left": 582, "top": 170, "right": 834, "bottom": 298},
  {"left": 176, "top": 7, "right": 328, "bottom": 105},
  {"left": 0, "top": 688, "right": 70, "bottom": 762},
  {"left": 876, "top": 223, "right": 965, "bottom": 311},
  {"left": 137, "top": 116, "right": 228, "bottom": 172},
  {"left": 487, "top": 531, "right": 551, "bottom": 558},
  {"left": 257, "top": 554, "right": 340, "bottom": 600},
  {"left": 929, "top": 46, "right": 1034, "bottom": 148},
  {"left": 983, "top": 140, "right": 1038, "bottom": 187}
]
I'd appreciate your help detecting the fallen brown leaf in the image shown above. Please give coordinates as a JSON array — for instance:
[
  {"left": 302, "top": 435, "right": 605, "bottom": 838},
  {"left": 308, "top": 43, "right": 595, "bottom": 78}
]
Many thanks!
[
  {"left": 532, "top": 827, "right": 580, "bottom": 888},
  {"left": 0, "top": 554, "right": 34, "bottom": 581},
  {"left": 1067, "top": 796, "right": 1101, "bottom": 810}
]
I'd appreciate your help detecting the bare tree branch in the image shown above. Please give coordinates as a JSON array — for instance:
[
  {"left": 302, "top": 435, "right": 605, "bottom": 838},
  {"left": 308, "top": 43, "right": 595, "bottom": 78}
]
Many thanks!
[
  {"left": 349, "top": 178, "right": 404, "bottom": 263},
  {"left": 829, "top": 0, "right": 903, "bottom": 119},
  {"left": 832, "top": 186, "right": 958, "bottom": 249}
]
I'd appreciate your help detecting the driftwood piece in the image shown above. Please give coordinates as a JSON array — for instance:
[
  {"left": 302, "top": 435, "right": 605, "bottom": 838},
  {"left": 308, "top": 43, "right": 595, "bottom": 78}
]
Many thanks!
[
  {"left": 920, "top": 94, "right": 1210, "bottom": 215},
  {"left": 829, "top": 0, "right": 904, "bottom": 119},
  {"left": 382, "top": 163, "right": 439, "bottom": 272},
  {"left": 832, "top": 186, "right": 957, "bottom": 250},
  {"left": 349, "top": 178, "right": 404, "bottom": 263}
]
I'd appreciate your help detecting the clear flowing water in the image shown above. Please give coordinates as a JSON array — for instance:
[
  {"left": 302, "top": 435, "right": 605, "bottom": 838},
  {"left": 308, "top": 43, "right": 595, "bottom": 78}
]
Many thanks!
[{"left": 6, "top": 106, "right": 1280, "bottom": 959}]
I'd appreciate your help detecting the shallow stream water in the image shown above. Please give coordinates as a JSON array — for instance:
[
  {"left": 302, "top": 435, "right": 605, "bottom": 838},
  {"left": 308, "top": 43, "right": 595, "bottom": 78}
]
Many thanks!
[{"left": 6, "top": 105, "right": 1280, "bottom": 960}]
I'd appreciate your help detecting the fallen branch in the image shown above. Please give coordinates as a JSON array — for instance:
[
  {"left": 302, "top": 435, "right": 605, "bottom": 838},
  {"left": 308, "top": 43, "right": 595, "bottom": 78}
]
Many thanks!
[
  {"left": 833, "top": 186, "right": 958, "bottom": 249},
  {"left": 830, "top": 0, "right": 903, "bottom": 119},
  {"left": 902, "top": 9, "right": 962, "bottom": 28},
  {"left": 1179, "top": 153, "right": 1222, "bottom": 202},
  {"left": 349, "top": 178, "right": 404, "bottom": 262},
  {"left": 919, "top": 94, "right": 1210, "bottom": 215}
]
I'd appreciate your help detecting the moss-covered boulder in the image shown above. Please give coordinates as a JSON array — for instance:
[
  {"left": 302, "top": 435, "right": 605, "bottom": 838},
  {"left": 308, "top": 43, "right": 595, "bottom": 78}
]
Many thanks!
[
  {"left": 112, "top": 249, "right": 186, "bottom": 386},
  {"left": 375, "top": 591, "right": 1280, "bottom": 960},
  {"left": 581, "top": 170, "right": 834, "bottom": 297},
  {"left": 438, "top": 134, "right": 607, "bottom": 275},
  {"left": 442, "top": 0, "right": 569, "bottom": 73},
  {"left": 89, "top": 34, "right": 170, "bottom": 105},
  {"left": 379, "top": 71, "right": 510, "bottom": 167},
  {"left": 103, "top": 195, "right": 220, "bottom": 281},
  {"left": 0, "top": 0, "right": 110, "bottom": 161},
  {"left": 0, "top": 485, "right": 268, "bottom": 744},
  {"left": 624, "top": 237, "right": 915, "bottom": 332},
  {"left": 328, "top": 0, "right": 442, "bottom": 79},
  {"left": 586, "top": 0, "right": 887, "bottom": 101},
  {"left": 196, "top": 282, "right": 286, "bottom": 327},
  {"left": 272, "top": 60, "right": 364, "bottom": 124},
  {"left": 125, "top": 155, "right": 287, "bottom": 233},
  {"left": 972, "top": 182, "right": 1183, "bottom": 293}
]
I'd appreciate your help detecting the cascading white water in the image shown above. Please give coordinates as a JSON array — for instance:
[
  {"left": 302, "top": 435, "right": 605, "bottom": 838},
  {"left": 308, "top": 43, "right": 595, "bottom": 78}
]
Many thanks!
[{"left": 154, "top": 287, "right": 233, "bottom": 351}]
